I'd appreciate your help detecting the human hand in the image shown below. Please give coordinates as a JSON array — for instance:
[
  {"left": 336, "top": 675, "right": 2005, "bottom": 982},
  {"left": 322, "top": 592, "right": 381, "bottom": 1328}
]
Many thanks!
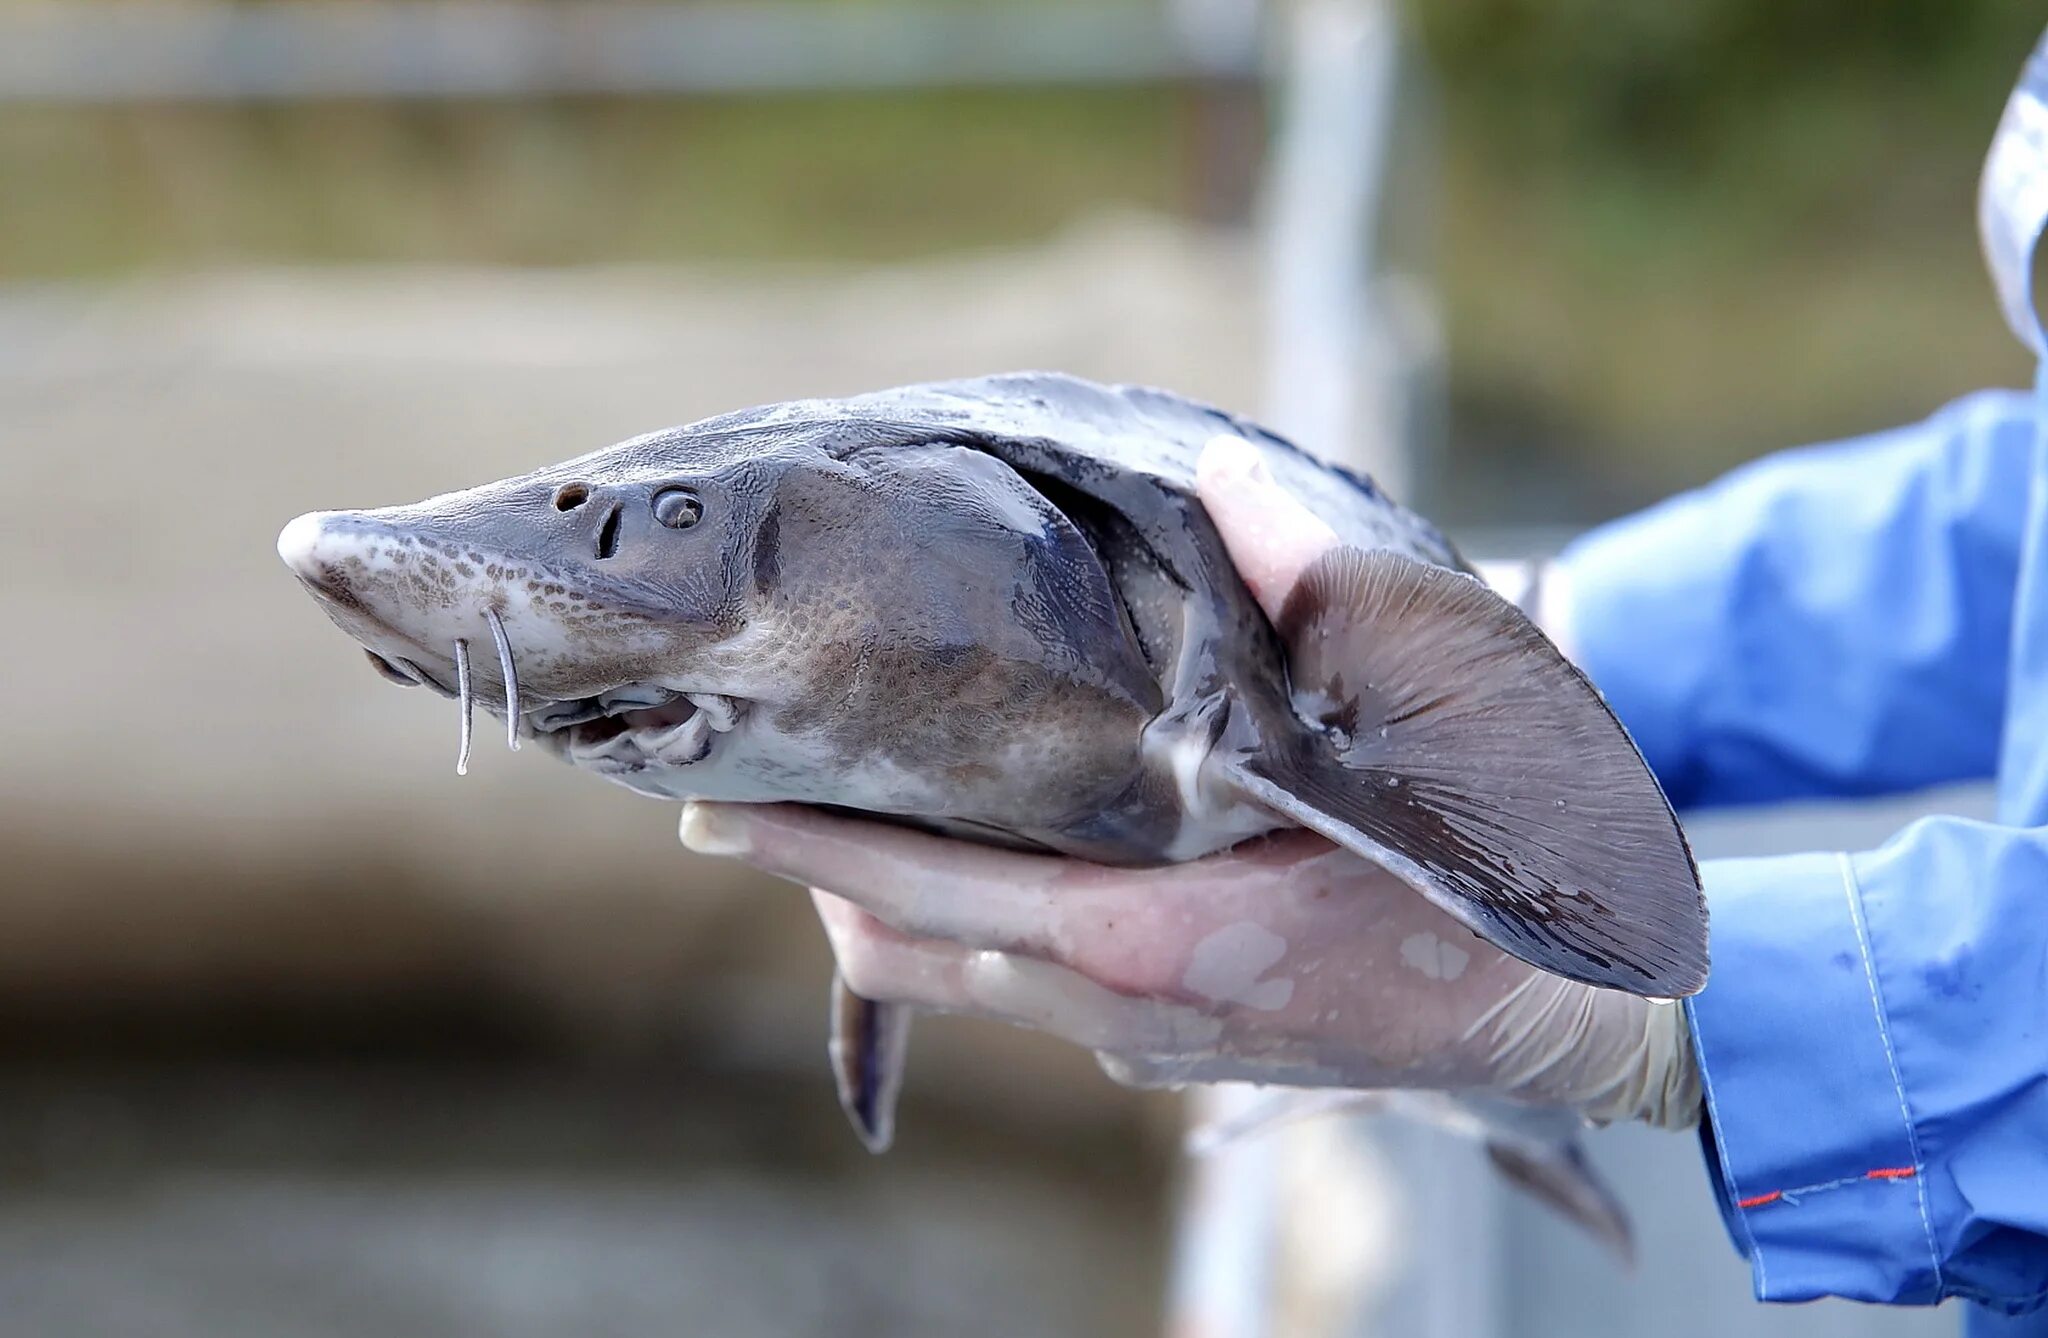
[{"left": 679, "top": 436, "right": 1699, "bottom": 1128}]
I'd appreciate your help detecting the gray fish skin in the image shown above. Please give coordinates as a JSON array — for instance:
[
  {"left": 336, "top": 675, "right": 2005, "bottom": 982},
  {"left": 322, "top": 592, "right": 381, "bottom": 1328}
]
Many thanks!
[
  {"left": 281, "top": 378, "right": 1229, "bottom": 863},
  {"left": 277, "top": 371, "right": 1708, "bottom": 1245},
  {"left": 278, "top": 371, "right": 1702, "bottom": 990},
  {"left": 275, "top": 373, "right": 1432, "bottom": 860}
]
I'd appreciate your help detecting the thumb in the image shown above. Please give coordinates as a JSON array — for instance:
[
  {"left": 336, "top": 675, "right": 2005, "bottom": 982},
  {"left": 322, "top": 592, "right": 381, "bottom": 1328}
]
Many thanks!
[{"left": 1195, "top": 434, "right": 1340, "bottom": 624}]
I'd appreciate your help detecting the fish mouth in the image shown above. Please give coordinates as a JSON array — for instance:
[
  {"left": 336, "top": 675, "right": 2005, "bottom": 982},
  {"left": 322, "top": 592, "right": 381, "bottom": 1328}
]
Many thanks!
[
  {"left": 359, "top": 644, "right": 741, "bottom": 777},
  {"left": 284, "top": 510, "right": 744, "bottom": 776},
  {"left": 530, "top": 683, "right": 744, "bottom": 774},
  {"left": 364, "top": 649, "right": 448, "bottom": 692}
]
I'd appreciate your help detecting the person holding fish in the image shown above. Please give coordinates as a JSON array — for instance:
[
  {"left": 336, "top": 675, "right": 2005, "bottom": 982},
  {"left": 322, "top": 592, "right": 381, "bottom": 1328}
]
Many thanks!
[
  {"left": 679, "top": 28, "right": 2048, "bottom": 1334},
  {"left": 277, "top": 23, "right": 2048, "bottom": 1334}
]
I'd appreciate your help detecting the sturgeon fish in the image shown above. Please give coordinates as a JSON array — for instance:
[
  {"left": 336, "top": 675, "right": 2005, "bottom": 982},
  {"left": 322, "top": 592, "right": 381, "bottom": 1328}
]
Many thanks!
[{"left": 278, "top": 372, "right": 1705, "bottom": 1254}]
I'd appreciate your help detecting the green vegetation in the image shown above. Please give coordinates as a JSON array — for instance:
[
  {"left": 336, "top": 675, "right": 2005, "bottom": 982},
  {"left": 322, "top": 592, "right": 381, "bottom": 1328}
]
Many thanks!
[
  {"left": 4, "top": 0, "right": 2044, "bottom": 503},
  {"left": 0, "top": 90, "right": 1181, "bottom": 273},
  {"left": 1415, "top": 0, "right": 2041, "bottom": 487}
]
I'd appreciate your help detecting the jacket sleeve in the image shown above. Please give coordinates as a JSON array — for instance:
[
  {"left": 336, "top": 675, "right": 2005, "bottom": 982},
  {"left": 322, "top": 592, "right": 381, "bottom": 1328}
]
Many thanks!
[
  {"left": 1687, "top": 821, "right": 2048, "bottom": 1314},
  {"left": 1557, "top": 390, "right": 2037, "bottom": 810}
]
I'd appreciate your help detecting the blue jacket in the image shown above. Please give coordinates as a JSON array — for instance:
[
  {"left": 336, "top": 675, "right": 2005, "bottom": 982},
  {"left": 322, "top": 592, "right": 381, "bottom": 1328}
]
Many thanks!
[
  {"left": 1553, "top": 36, "right": 2048, "bottom": 1326},
  {"left": 1564, "top": 390, "right": 2046, "bottom": 1320}
]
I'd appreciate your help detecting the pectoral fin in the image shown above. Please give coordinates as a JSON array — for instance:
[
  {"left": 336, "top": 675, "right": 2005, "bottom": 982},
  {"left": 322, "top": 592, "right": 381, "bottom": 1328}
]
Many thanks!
[
  {"left": 1486, "top": 1138, "right": 1635, "bottom": 1267},
  {"left": 1221, "top": 546, "right": 1707, "bottom": 997},
  {"left": 829, "top": 970, "right": 912, "bottom": 1154}
]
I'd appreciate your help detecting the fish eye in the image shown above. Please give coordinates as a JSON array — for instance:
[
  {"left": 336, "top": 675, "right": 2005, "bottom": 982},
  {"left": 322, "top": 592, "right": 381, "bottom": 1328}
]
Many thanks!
[{"left": 652, "top": 487, "right": 704, "bottom": 530}]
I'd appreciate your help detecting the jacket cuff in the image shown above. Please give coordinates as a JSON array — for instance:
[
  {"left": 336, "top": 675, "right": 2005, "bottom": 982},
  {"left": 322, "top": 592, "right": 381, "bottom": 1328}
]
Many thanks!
[{"left": 1685, "top": 852, "right": 1943, "bottom": 1305}]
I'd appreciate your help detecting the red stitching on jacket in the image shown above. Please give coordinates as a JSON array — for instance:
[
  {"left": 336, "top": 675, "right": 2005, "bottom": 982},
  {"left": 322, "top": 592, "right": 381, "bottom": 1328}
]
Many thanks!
[{"left": 1737, "top": 1166, "right": 1918, "bottom": 1211}]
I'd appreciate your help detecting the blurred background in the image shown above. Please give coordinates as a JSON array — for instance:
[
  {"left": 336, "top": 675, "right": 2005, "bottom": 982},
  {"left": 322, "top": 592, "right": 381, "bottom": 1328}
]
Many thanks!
[{"left": 0, "top": 1, "right": 2034, "bottom": 1334}]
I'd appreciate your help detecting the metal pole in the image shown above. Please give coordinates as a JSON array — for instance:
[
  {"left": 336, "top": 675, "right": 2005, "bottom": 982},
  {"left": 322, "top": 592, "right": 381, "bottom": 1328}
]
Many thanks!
[
  {"left": 1168, "top": 1086, "right": 1283, "bottom": 1338},
  {"left": 0, "top": 1, "right": 1262, "bottom": 103},
  {"left": 1257, "top": 0, "right": 1405, "bottom": 494},
  {"left": 1167, "top": 3, "right": 1418, "bottom": 1335}
]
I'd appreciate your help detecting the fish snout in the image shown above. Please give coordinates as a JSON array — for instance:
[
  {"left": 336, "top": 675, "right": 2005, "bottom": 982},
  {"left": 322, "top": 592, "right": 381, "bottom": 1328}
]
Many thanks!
[
  {"left": 279, "top": 466, "right": 739, "bottom": 776},
  {"left": 278, "top": 509, "right": 464, "bottom": 688},
  {"left": 275, "top": 510, "right": 331, "bottom": 578},
  {"left": 277, "top": 505, "right": 686, "bottom": 699},
  {"left": 278, "top": 507, "right": 488, "bottom": 656},
  {"left": 277, "top": 509, "right": 380, "bottom": 613}
]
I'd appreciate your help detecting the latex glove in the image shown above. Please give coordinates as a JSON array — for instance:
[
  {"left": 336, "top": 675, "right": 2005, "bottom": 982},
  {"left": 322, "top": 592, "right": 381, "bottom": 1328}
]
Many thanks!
[{"left": 680, "top": 436, "right": 1701, "bottom": 1130}]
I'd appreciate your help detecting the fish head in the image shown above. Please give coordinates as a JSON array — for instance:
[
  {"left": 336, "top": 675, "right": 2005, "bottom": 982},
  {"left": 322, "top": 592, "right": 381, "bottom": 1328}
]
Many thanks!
[
  {"left": 276, "top": 411, "right": 838, "bottom": 785},
  {"left": 279, "top": 400, "right": 1160, "bottom": 815}
]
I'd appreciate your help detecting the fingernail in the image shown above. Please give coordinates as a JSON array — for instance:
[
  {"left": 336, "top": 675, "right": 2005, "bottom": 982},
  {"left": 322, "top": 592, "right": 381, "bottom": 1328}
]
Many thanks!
[
  {"left": 680, "top": 800, "right": 751, "bottom": 856},
  {"left": 1199, "top": 433, "right": 1272, "bottom": 488},
  {"left": 809, "top": 887, "right": 859, "bottom": 928}
]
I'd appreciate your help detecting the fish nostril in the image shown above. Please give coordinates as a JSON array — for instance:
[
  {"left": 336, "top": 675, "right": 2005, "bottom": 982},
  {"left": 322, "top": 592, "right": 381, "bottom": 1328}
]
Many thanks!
[
  {"left": 554, "top": 484, "right": 590, "bottom": 512},
  {"left": 595, "top": 503, "right": 623, "bottom": 560}
]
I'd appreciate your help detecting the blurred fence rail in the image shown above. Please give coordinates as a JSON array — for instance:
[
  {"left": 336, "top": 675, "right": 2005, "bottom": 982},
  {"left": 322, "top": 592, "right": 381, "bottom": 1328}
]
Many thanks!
[{"left": 0, "top": 0, "right": 1261, "bottom": 103}]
